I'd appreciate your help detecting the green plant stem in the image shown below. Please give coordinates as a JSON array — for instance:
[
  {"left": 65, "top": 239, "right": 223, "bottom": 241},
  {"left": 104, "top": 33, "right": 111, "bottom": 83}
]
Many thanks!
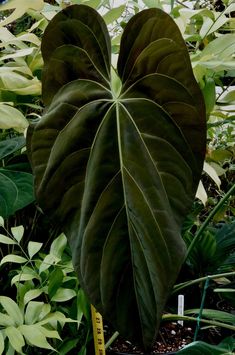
[
  {"left": 105, "top": 331, "right": 119, "bottom": 350},
  {"left": 162, "top": 314, "right": 235, "bottom": 331},
  {"left": 173, "top": 271, "right": 235, "bottom": 294},
  {"left": 193, "top": 277, "right": 209, "bottom": 341},
  {"left": 185, "top": 183, "right": 235, "bottom": 262}
]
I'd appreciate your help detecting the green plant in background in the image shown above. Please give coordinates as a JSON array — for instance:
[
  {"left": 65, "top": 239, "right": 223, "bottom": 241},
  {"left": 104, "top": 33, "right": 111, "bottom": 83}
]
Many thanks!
[
  {"left": 27, "top": 4, "right": 206, "bottom": 349},
  {"left": 0, "top": 221, "right": 92, "bottom": 354}
]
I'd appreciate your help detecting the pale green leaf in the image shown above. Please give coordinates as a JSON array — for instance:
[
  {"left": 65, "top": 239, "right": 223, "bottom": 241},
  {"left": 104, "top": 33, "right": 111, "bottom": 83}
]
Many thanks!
[
  {"left": 223, "top": 3, "right": 235, "bottom": 15},
  {"left": 37, "top": 304, "right": 51, "bottom": 323},
  {"left": 27, "top": 241, "right": 43, "bottom": 259},
  {"left": 51, "top": 288, "right": 76, "bottom": 302},
  {"left": 196, "top": 180, "right": 207, "bottom": 205},
  {"left": 0, "top": 0, "right": 44, "bottom": 27},
  {"left": 203, "top": 161, "right": 221, "bottom": 188},
  {"left": 0, "top": 27, "right": 15, "bottom": 43},
  {"left": 23, "top": 290, "right": 43, "bottom": 307},
  {"left": 0, "top": 48, "right": 34, "bottom": 61},
  {"left": 6, "top": 343, "right": 15, "bottom": 355},
  {"left": 219, "top": 90, "right": 235, "bottom": 104},
  {"left": 16, "top": 33, "right": 41, "bottom": 47},
  {"left": 11, "top": 226, "right": 24, "bottom": 243},
  {"left": 25, "top": 301, "right": 45, "bottom": 325},
  {"left": 209, "top": 162, "right": 225, "bottom": 177},
  {"left": 0, "top": 331, "right": 4, "bottom": 355},
  {"left": 39, "top": 254, "right": 60, "bottom": 274},
  {"left": 39, "top": 327, "right": 61, "bottom": 340},
  {"left": 49, "top": 233, "right": 67, "bottom": 259},
  {"left": 0, "top": 104, "right": 28, "bottom": 133},
  {"left": 5, "top": 326, "right": 25, "bottom": 354},
  {"left": 19, "top": 324, "right": 56, "bottom": 351},
  {"left": 142, "top": 0, "right": 163, "bottom": 8},
  {"left": 0, "top": 297, "right": 23, "bottom": 326},
  {"left": 0, "top": 313, "right": 15, "bottom": 327},
  {"left": 0, "top": 255, "right": 27, "bottom": 266},
  {"left": 0, "top": 71, "right": 41, "bottom": 96},
  {"left": 11, "top": 273, "right": 37, "bottom": 286},
  {"left": 0, "top": 217, "right": 4, "bottom": 227},
  {"left": 103, "top": 5, "right": 126, "bottom": 25},
  {"left": 38, "top": 311, "right": 77, "bottom": 326},
  {"left": 80, "top": 0, "right": 100, "bottom": 8},
  {"left": 0, "top": 234, "right": 17, "bottom": 245}
]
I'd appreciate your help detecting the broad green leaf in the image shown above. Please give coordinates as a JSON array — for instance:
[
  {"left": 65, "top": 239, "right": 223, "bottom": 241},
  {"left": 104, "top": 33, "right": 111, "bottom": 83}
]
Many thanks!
[
  {"left": 0, "top": 313, "right": 15, "bottom": 327},
  {"left": 77, "top": 288, "right": 91, "bottom": 322},
  {"left": 6, "top": 343, "right": 15, "bottom": 355},
  {"left": 39, "top": 254, "right": 60, "bottom": 274},
  {"left": 0, "top": 234, "right": 17, "bottom": 245},
  {"left": 15, "top": 33, "right": 41, "bottom": 47},
  {"left": 0, "top": 136, "right": 25, "bottom": 160},
  {"left": 58, "top": 338, "right": 79, "bottom": 355},
  {"left": 19, "top": 324, "right": 56, "bottom": 351},
  {"left": 0, "top": 255, "right": 27, "bottom": 266},
  {"left": 201, "top": 77, "right": 215, "bottom": 116},
  {"left": 5, "top": 326, "right": 25, "bottom": 354},
  {"left": 27, "top": 241, "right": 43, "bottom": 259},
  {"left": 51, "top": 288, "right": 76, "bottom": 302},
  {"left": 0, "top": 104, "right": 28, "bottom": 133},
  {"left": 39, "top": 327, "right": 61, "bottom": 340},
  {"left": 37, "top": 304, "right": 51, "bottom": 323},
  {"left": 11, "top": 225, "right": 24, "bottom": 243},
  {"left": 23, "top": 289, "right": 43, "bottom": 306},
  {"left": 25, "top": 301, "right": 45, "bottom": 324},
  {"left": 142, "top": 0, "right": 163, "bottom": 8},
  {"left": 185, "top": 309, "right": 235, "bottom": 325},
  {"left": 0, "top": 297, "right": 23, "bottom": 326},
  {"left": 49, "top": 233, "right": 67, "bottom": 259},
  {"left": 103, "top": 5, "right": 126, "bottom": 25},
  {"left": 0, "top": 217, "right": 4, "bottom": 227},
  {"left": 48, "top": 268, "right": 64, "bottom": 299},
  {"left": 27, "top": 5, "right": 206, "bottom": 348},
  {"left": 11, "top": 273, "right": 38, "bottom": 286},
  {"left": 203, "top": 161, "right": 221, "bottom": 188},
  {"left": 0, "top": 70, "right": 41, "bottom": 96},
  {"left": 0, "top": 169, "right": 34, "bottom": 218},
  {"left": 0, "top": 331, "right": 4, "bottom": 355}
]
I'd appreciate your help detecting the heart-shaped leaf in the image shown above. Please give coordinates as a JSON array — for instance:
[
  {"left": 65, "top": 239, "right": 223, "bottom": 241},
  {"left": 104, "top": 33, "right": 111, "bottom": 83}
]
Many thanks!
[{"left": 27, "top": 5, "right": 206, "bottom": 348}]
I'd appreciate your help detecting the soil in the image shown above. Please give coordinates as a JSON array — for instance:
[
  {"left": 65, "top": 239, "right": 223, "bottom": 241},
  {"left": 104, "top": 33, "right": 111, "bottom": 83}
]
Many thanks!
[{"left": 105, "top": 322, "right": 194, "bottom": 354}]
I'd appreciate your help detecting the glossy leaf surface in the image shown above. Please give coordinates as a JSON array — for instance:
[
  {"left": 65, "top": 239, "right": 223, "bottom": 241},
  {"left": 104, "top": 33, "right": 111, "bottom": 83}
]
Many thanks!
[{"left": 27, "top": 5, "right": 206, "bottom": 348}]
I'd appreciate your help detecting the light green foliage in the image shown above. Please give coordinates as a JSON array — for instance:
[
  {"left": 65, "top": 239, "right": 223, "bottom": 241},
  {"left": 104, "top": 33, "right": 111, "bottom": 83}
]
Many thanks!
[
  {"left": 0, "top": 0, "right": 44, "bottom": 27},
  {"left": 0, "top": 223, "right": 91, "bottom": 354},
  {"left": 172, "top": 1, "right": 235, "bottom": 205}
]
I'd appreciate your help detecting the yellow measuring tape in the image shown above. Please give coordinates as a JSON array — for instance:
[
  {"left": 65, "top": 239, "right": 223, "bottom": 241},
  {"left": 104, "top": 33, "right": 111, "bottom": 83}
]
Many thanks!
[{"left": 91, "top": 305, "right": 106, "bottom": 355}]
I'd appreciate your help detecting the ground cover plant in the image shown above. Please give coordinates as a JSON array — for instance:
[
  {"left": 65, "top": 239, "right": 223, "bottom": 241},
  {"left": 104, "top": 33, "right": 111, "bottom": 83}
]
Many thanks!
[{"left": 0, "top": 0, "right": 235, "bottom": 354}]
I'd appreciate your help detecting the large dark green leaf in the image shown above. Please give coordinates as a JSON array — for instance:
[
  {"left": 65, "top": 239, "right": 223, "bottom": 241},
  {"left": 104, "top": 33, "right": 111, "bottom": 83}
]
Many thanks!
[
  {"left": 0, "top": 168, "right": 34, "bottom": 218},
  {"left": 27, "top": 5, "right": 206, "bottom": 348}
]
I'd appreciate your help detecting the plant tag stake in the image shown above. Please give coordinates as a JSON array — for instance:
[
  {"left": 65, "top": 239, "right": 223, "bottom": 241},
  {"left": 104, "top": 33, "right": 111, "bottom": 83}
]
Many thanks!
[
  {"left": 91, "top": 305, "right": 106, "bottom": 355},
  {"left": 177, "top": 294, "right": 184, "bottom": 326}
]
